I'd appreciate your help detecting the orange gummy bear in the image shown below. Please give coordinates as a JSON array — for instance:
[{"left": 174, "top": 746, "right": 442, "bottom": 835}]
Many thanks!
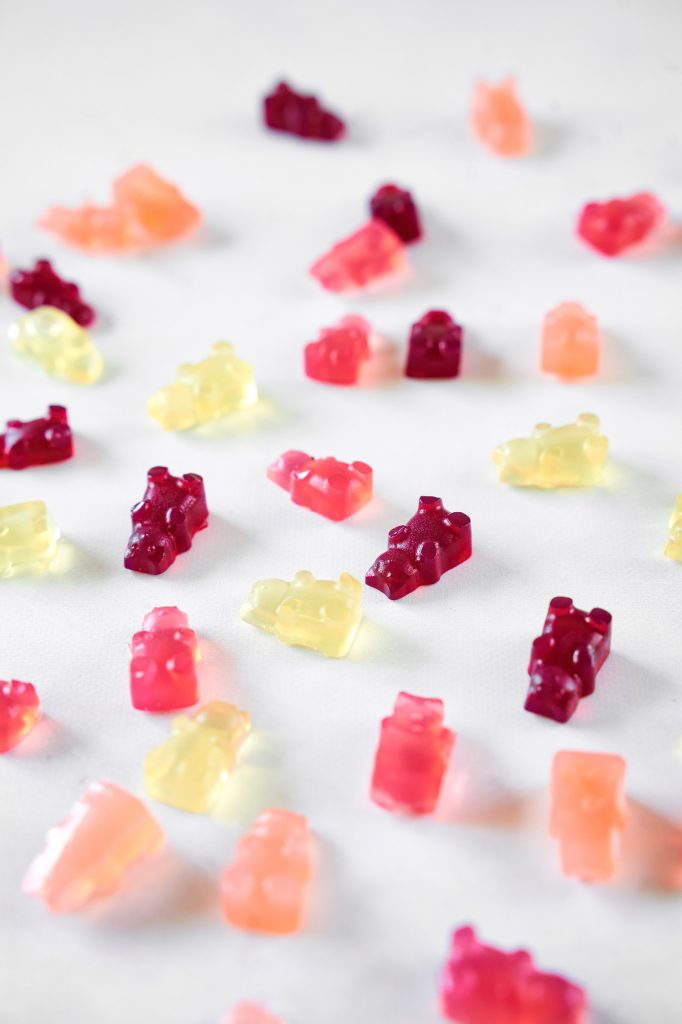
[
  {"left": 470, "top": 78, "right": 531, "bottom": 157},
  {"left": 541, "top": 303, "right": 601, "bottom": 379}
]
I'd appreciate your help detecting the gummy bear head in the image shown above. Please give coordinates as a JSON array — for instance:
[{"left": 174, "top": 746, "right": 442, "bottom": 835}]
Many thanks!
[
  {"left": 124, "top": 524, "right": 177, "bottom": 575},
  {"left": 365, "top": 547, "right": 419, "bottom": 600}
]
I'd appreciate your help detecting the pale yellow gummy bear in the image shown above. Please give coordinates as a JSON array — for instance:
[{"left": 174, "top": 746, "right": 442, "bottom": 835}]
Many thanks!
[
  {"left": 9, "top": 306, "right": 104, "bottom": 384},
  {"left": 664, "top": 495, "right": 682, "bottom": 561},
  {"left": 147, "top": 342, "right": 258, "bottom": 431},
  {"left": 493, "top": 412, "right": 608, "bottom": 488},
  {"left": 0, "top": 501, "right": 60, "bottom": 578}
]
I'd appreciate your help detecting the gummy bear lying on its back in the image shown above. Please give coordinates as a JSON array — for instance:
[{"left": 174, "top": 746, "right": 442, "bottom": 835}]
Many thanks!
[
  {"left": 0, "top": 405, "right": 72, "bottom": 470},
  {"left": 493, "top": 413, "right": 608, "bottom": 488}
]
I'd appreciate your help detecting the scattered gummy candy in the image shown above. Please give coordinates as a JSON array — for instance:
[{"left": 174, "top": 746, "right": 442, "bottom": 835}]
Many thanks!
[
  {"left": 493, "top": 413, "right": 608, "bottom": 488},
  {"left": 0, "top": 680, "right": 41, "bottom": 754},
  {"left": 267, "top": 450, "right": 373, "bottom": 521},
  {"left": 130, "top": 607, "right": 199, "bottom": 712},
  {"left": 124, "top": 467, "right": 208, "bottom": 576},
  {"left": 263, "top": 81, "right": 346, "bottom": 141},
  {"left": 577, "top": 192, "right": 665, "bottom": 257},
  {"left": 470, "top": 77, "right": 531, "bottom": 157},
  {"left": 10, "top": 259, "right": 96, "bottom": 326},
  {"left": 405, "top": 310, "right": 463, "bottom": 379},
  {"left": 9, "top": 306, "right": 104, "bottom": 385},
  {"left": 540, "top": 302, "right": 601, "bottom": 379},
  {"left": 304, "top": 315, "right": 372, "bottom": 385},
  {"left": 310, "top": 220, "right": 408, "bottom": 292},
  {"left": 0, "top": 405, "right": 72, "bottom": 470},
  {"left": 369, "top": 183, "right": 422, "bottom": 243}
]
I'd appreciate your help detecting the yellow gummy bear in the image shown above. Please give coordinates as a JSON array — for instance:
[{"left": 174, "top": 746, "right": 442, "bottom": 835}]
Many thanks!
[
  {"left": 9, "top": 306, "right": 104, "bottom": 384},
  {"left": 664, "top": 495, "right": 682, "bottom": 561},
  {"left": 147, "top": 342, "right": 258, "bottom": 431},
  {"left": 240, "top": 570, "right": 362, "bottom": 658},
  {"left": 144, "top": 701, "right": 251, "bottom": 814},
  {"left": 493, "top": 412, "right": 608, "bottom": 488},
  {"left": 0, "top": 501, "right": 59, "bottom": 578}
]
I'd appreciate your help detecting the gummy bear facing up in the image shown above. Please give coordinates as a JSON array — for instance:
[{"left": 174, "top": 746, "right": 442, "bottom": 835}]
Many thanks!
[
  {"left": 9, "top": 306, "right": 104, "bottom": 385},
  {"left": 493, "top": 413, "right": 608, "bottom": 488},
  {"left": 664, "top": 495, "right": 682, "bottom": 561},
  {"left": 0, "top": 405, "right": 73, "bottom": 470},
  {"left": 405, "top": 310, "right": 463, "bottom": 379},
  {"left": 470, "top": 78, "right": 531, "bottom": 157},
  {"left": 10, "top": 259, "right": 95, "bottom": 326},
  {"left": 369, "top": 184, "right": 422, "bottom": 243},
  {"left": 0, "top": 501, "right": 60, "bottom": 578},
  {"left": 221, "top": 1004, "right": 286, "bottom": 1024},
  {"left": 124, "top": 467, "right": 208, "bottom": 576},
  {"left": 130, "top": 607, "right": 199, "bottom": 712},
  {"left": 267, "top": 450, "right": 373, "bottom": 521},
  {"left": 577, "top": 192, "right": 665, "bottom": 257},
  {"left": 263, "top": 81, "right": 346, "bottom": 141},
  {"left": 540, "top": 303, "right": 601, "bottom": 380},
  {"left": 310, "top": 220, "right": 408, "bottom": 292},
  {"left": 0, "top": 680, "right": 41, "bottom": 753},
  {"left": 304, "top": 316, "right": 372, "bottom": 385}
]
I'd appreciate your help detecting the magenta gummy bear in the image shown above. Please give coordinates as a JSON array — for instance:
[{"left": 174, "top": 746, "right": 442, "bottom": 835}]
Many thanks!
[
  {"left": 369, "top": 184, "right": 422, "bottom": 243},
  {"left": 405, "top": 310, "right": 463, "bottom": 379},
  {"left": 0, "top": 405, "right": 72, "bottom": 470},
  {"left": 124, "top": 467, "right": 208, "bottom": 576},
  {"left": 130, "top": 607, "right": 199, "bottom": 711},
  {"left": 263, "top": 81, "right": 345, "bottom": 141},
  {"left": 10, "top": 259, "right": 95, "bottom": 326}
]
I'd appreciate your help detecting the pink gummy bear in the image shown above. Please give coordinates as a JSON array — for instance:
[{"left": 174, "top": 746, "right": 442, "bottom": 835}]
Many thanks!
[
  {"left": 0, "top": 679, "right": 40, "bottom": 753},
  {"left": 310, "top": 219, "right": 408, "bottom": 292},
  {"left": 124, "top": 466, "right": 209, "bottom": 576},
  {"left": 470, "top": 78, "right": 531, "bottom": 157},
  {"left": 304, "top": 315, "right": 372, "bottom": 385},
  {"left": 130, "top": 607, "right": 199, "bottom": 712},
  {"left": 263, "top": 81, "right": 345, "bottom": 142},
  {"left": 0, "top": 405, "right": 73, "bottom": 470},
  {"left": 577, "top": 192, "right": 665, "bottom": 257},
  {"left": 267, "top": 450, "right": 373, "bottom": 521},
  {"left": 221, "top": 1004, "right": 285, "bottom": 1024}
]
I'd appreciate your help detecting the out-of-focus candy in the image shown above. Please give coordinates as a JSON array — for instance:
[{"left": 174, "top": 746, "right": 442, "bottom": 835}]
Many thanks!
[
  {"left": 0, "top": 405, "right": 72, "bottom": 470},
  {"left": 577, "top": 192, "right": 665, "bottom": 257},
  {"left": 371, "top": 692, "right": 455, "bottom": 815},
  {"left": 23, "top": 781, "right": 164, "bottom": 913},
  {"left": 526, "top": 597, "right": 612, "bottom": 724},
  {"left": 0, "top": 501, "right": 59, "bottom": 578},
  {"left": 39, "top": 164, "right": 201, "bottom": 254},
  {"left": 470, "top": 78, "right": 531, "bottom": 157},
  {"left": 263, "top": 81, "right": 345, "bottom": 141},
  {"left": 540, "top": 303, "right": 600, "bottom": 379},
  {"left": 241, "top": 570, "right": 362, "bottom": 658},
  {"left": 221, "top": 809, "right": 313, "bottom": 934},
  {"left": 550, "top": 750, "right": 627, "bottom": 883},
  {"left": 130, "top": 607, "right": 199, "bottom": 712},
  {"left": 493, "top": 413, "right": 607, "bottom": 488},
  {"left": 439, "top": 925, "right": 588, "bottom": 1024},
  {"left": 0, "top": 680, "right": 40, "bottom": 753},
  {"left": 145, "top": 701, "right": 250, "bottom": 814},
  {"left": 124, "top": 466, "right": 208, "bottom": 576},
  {"left": 267, "top": 450, "right": 373, "bottom": 521},
  {"left": 10, "top": 259, "right": 95, "bottom": 326},
  {"left": 366, "top": 496, "right": 472, "bottom": 601},
  {"left": 370, "top": 183, "right": 422, "bottom": 243},
  {"left": 405, "top": 310, "right": 463, "bottom": 379},
  {"left": 310, "top": 220, "right": 407, "bottom": 292},
  {"left": 304, "top": 315, "right": 372, "bottom": 385},
  {"left": 664, "top": 495, "right": 682, "bottom": 561},
  {"left": 221, "top": 1004, "right": 285, "bottom": 1024},
  {"left": 147, "top": 342, "right": 257, "bottom": 431},
  {"left": 9, "top": 306, "right": 104, "bottom": 384}
]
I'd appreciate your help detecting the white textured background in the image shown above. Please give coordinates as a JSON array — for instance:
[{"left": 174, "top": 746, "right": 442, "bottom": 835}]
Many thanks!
[{"left": 1, "top": 1, "right": 681, "bottom": 1022}]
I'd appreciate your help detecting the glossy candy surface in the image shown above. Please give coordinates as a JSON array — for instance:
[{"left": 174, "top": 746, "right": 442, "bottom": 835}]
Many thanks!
[
  {"left": 268, "top": 450, "right": 373, "bottom": 521},
  {"left": 540, "top": 303, "right": 600, "bottom": 379},
  {"left": 10, "top": 259, "right": 95, "bottom": 326},
  {"left": 470, "top": 78, "right": 531, "bottom": 157},
  {"left": 304, "top": 316, "right": 372, "bottom": 385},
  {"left": 369, "top": 184, "right": 422, "bottom": 243},
  {"left": 577, "top": 192, "right": 664, "bottom": 257},
  {"left": 124, "top": 467, "right": 208, "bottom": 575},
  {"left": 0, "top": 405, "right": 72, "bottom": 470},
  {"left": 0, "top": 680, "right": 40, "bottom": 753},
  {"left": 130, "top": 607, "right": 199, "bottom": 712},
  {"left": 493, "top": 413, "right": 607, "bottom": 488},
  {"left": 9, "top": 306, "right": 104, "bottom": 384},
  {"left": 310, "top": 220, "right": 407, "bottom": 292},
  {"left": 664, "top": 495, "right": 682, "bottom": 561},
  {"left": 263, "top": 81, "right": 345, "bottom": 141},
  {"left": 0, "top": 500, "right": 59, "bottom": 578},
  {"left": 405, "top": 310, "right": 463, "bottom": 379},
  {"left": 222, "top": 1005, "right": 285, "bottom": 1024}
]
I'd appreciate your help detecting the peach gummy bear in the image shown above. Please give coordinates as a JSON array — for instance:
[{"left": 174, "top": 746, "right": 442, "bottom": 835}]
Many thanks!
[
  {"left": 541, "top": 303, "right": 601, "bottom": 379},
  {"left": 470, "top": 78, "right": 531, "bottom": 157}
]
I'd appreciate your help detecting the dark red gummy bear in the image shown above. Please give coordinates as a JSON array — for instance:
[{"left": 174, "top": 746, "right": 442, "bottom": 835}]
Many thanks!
[
  {"left": 370, "top": 184, "right": 422, "bottom": 243},
  {"left": 10, "top": 259, "right": 95, "bottom": 326},
  {"left": 0, "top": 405, "right": 72, "bottom": 470},
  {"left": 405, "top": 310, "right": 463, "bottom": 379},
  {"left": 263, "top": 81, "right": 346, "bottom": 141},
  {"left": 525, "top": 596, "right": 612, "bottom": 723},
  {"left": 366, "top": 496, "right": 472, "bottom": 600},
  {"left": 577, "top": 192, "right": 664, "bottom": 257},
  {"left": 124, "top": 466, "right": 208, "bottom": 576}
]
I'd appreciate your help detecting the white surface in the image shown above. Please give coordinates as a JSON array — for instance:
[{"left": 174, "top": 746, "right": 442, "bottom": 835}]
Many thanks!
[{"left": 1, "top": 1, "right": 681, "bottom": 1022}]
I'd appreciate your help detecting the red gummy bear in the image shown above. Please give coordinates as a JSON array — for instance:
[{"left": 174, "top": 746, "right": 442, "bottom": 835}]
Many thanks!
[
  {"left": 0, "top": 679, "right": 41, "bottom": 753},
  {"left": 577, "top": 192, "right": 665, "bottom": 257},
  {"left": 366, "top": 497, "right": 472, "bottom": 601},
  {"left": 304, "top": 316, "right": 372, "bottom": 385},
  {"left": 124, "top": 466, "right": 208, "bottom": 576},
  {"left": 525, "top": 597, "right": 612, "bottom": 724},
  {"left": 371, "top": 692, "right": 455, "bottom": 815},
  {"left": 263, "top": 81, "right": 346, "bottom": 141},
  {"left": 369, "top": 184, "right": 422, "bottom": 243},
  {"left": 405, "top": 310, "right": 463, "bottom": 379},
  {"left": 130, "top": 607, "right": 199, "bottom": 712},
  {"left": 268, "top": 450, "right": 373, "bottom": 521},
  {"left": 0, "top": 405, "right": 73, "bottom": 470},
  {"left": 10, "top": 259, "right": 95, "bottom": 326}
]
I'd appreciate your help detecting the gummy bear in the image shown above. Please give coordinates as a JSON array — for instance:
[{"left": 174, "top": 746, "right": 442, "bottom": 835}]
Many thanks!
[
  {"left": 130, "top": 607, "right": 199, "bottom": 712},
  {"left": 439, "top": 925, "right": 588, "bottom": 1024},
  {"left": 9, "top": 306, "right": 104, "bottom": 384},
  {"left": 0, "top": 405, "right": 73, "bottom": 470},
  {"left": 470, "top": 78, "right": 531, "bottom": 157},
  {"left": 310, "top": 220, "right": 408, "bottom": 292},
  {"left": 371, "top": 692, "right": 455, "bottom": 815},
  {"left": 263, "top": 81, "right": 346, "bottom": 141},
  {"left": 0, "top": 501, "right": 60, "bottom": 578},
  {"left": 304, "top": 315, "right": 372, "bottom": 385},
  {"left": 493, "top": 413, "right": 608, "bottom": 488},
  {"left": 0, "top": 680, "right": 40, "bottom": 753},
  {"left": 365, "top": 497, "right": 472, "bottom": 601},
  {"left": 10, "top": 259, "right": 95, "bottom": 326},
  {"left": 124, "top": 466, "right": 208, "bottom": 576},
  {"left": 148, "top": 342, "right": 258, "bottom": 431},
  {"left": 540, "top": 303, "right": 600, "bottom": 379},
  {"left": 664, "top": 495, "right": 682, "bottom": 561},
  {"left": 145, "top": 701, "right": 250, "bottom": 814},
  {"left": 405, "top": 310, "right": 463, "bottom": 379},
  {"left": 23, "top": 781, "right": 164, "bottom": 913},
  {"left": 550, "top": 750, "right": 627, "bottom": 883},
  {"left": 369, "top": 184, "right": 422, "bottom": 243},
  {"left": 39, "top": 164, "right": 201, "bottom": 254},
  {"left": 267, "top": 450, "right": 373, "bottom": 521},
  {"left": 577, "top": 192, "right": 665, "bottom": 257},
  {"left": 221, "top": 809, "right": 313, "bottom": 935},
  {"left": 221, "top": 1004, "right": 285, "bottom": 1024}
]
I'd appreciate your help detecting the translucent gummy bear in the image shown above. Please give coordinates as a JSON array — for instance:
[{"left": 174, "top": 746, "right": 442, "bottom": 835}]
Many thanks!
[
  {"left": 0, "top": 501, "right": 60, "bottom": 578},
  {"left": 493, "top": 413, "right": 608, "bottom": 488},
  {"left": 0, "top": 680, "right": 41, "bottom": 753},
  {"left": 663, "top": 495, "right": 682, "bottom": 561},
  {"left": 470, "top": 78, "right": 531, "bottom": 157},
  {"left": 304, "top": 315, "right": 372, "bottom": 385},
  {"left": 9, "top": 306, "right": 104, "bottom": 384},
  {"left": 147, "top": 342, "right": 258, "bottom": 431},
  {"left": 267, "top": 450, "right": 373, "bottom": 521},
  {"left": 310, "top": 220, "right": 408, "bottom": 292},
  {"left": 540, "top": 303, "right": 600, "bottom": 379},
  {"left": 263, "top": 81, "right": 345, "bottom": 141},
  {"left": 10, "top": 258, "right": 95, "bottom": 326},
  {"left": 221, "top": 809, "right": 313, "bottom": 934},
  {"left": 240, "top": 570, "right": 362, "bottom": 658},
  {"left": 577, "top": 192, "right": 665, "bottom": 257},
  {"left": 0, "top": 405, "right": 73, "bottom": 470},
  {"left": 405, "top": 310, "right": 463, "bottom": 379},
  {"left": 222, "top": 1004, "right": 285, "bottom": 1024},
  {"left": 23, "top": 781, "right": 164, "bottom": 913},
  {"left": 130, "top": 607, "right": 199, "bottom": 712},
  {"left": 145, "top": 701, "right": 251, "bottom": 814},
  {"left": 369, "top": 183, "right": 422, "bottom": 243},
  {"left": 124, "top": 466, "right": 209, "bottom": 575}
]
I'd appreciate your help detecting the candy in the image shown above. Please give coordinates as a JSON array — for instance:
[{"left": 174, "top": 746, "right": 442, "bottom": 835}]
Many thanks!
[
  {"left": 10, "top": 259, "right": 95, "bottom": 326},
  {"left": 371, "top": 692, "right": 455, "bottom": 815},
  {"left": 0, "top": 680, "right": 40, "bottom": 753},
  {"left": 304, "top": 315, "right": 372, "bottom": 385},
  {"left": 145, "top": 701, "right": 250, "bottom": 814},
  {"left": 263, "top": 81, "right": 345, "bottom": 141},
  {"left": 221, "top": 809, "right": 313, "bottom": 934},
  {"left": 241, "top": 570, "right": 362, "bottom": 658},
  {"left": 365, "top": 496, "right": 472, "bottom": 601},
  {"left": 23, "top": 781, "right": 164, "bottom": 913},
  {"left": 369, "top": 183, "right": 422, "bottom": 243},
  {"left": 147, "top": 342, "right": 258, "bottom": 431},
  {"left": 470, "top": 78, "right": 531, "bottom": 157},
  {"left": 439, "top": 925, "right": 588, "bottom": 1024},
  {"left": 550, "top": 750, "right": 627, "bottom": 883},
  {"left": 540, "top": 303, "right": 600, "bottom": 379},
  {"left": 124, "top": 466, "right": 208, "bottom": 576},
  {"left": 267, "top": 450, "right": 373, "bottom": 521},
  {"left": 664, "top": 495, "right": 682, "bottom": 561},
  {"left": 310, "top": 220, "right": 407, "bottom": 292},
  {"left": 130, "top": 607, "right": 199, "bottom": 712},
  {"left": 9, "top": 306, "right": 104, "bottom": 384},
  {"left": 405, "top": 310, "right": 463, "bottom": 379},
  {"left": 493, "top": 413, "right": 607, "bottom": 488},
  {"left": 222, "top": 1005, "right": 285, "bottom": 1024},
  {"left": 577, "top": 192, "right": 665, "bottom": 257},
  {"left": 39, "top": 164, "right": 201, "bottom": 254},
  {"left": 0, "top": 501, "right": 59, "bottom": 578},
  {"left": 0, "top": 405, "right": 73, "bottom": 470}
]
